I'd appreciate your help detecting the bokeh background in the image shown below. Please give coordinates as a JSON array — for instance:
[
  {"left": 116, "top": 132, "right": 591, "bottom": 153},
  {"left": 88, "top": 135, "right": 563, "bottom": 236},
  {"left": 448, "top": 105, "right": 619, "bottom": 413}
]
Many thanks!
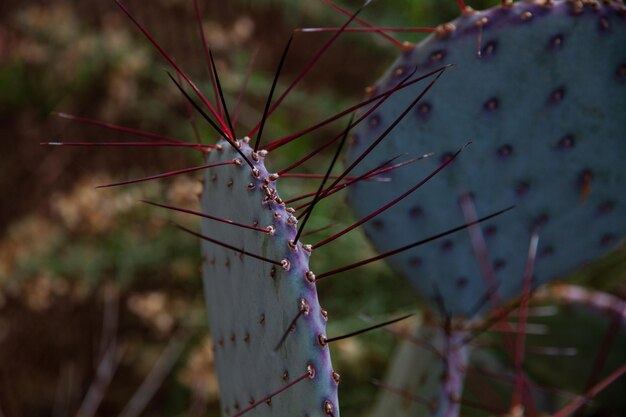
[{"left": 1, "top": 1, "right": 625, "bottom": 416}]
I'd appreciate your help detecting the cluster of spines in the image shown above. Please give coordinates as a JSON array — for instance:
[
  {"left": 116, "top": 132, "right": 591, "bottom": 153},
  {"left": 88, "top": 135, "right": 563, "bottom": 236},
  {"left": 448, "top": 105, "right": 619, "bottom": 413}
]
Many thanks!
[{"left": 197, "top": 137, "right": 339, "bottom": 416}]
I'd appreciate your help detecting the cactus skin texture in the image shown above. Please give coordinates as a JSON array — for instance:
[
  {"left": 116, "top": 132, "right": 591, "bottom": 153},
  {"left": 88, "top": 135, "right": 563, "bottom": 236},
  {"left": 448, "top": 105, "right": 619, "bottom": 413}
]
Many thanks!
[
  {"left": 200, "top": 138, "right": 339, "bottom": 417},
  {"left": 346, "top": 0, "right": 626, "bottom": 317}
]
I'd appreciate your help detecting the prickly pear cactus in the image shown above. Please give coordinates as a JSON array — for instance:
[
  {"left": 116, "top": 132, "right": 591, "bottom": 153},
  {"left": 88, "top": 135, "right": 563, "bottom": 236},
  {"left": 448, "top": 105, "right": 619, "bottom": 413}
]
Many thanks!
[
  {"left": 373, "top": 284, "right": 626, "bottom": 417},
  {"left": 346, "top": 0, "right": 626, "bottom": 317},
  {"left": 200, "top": 138, "right": 339, "bottom": 416},
  {"left": 371, "top": 318, "right": 469, "bottom": 417}
]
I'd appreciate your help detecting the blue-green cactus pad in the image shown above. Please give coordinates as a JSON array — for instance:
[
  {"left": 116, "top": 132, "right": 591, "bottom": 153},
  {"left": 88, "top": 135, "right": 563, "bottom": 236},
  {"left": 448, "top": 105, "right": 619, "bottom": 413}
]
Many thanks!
[
  {"left": 201, "top": 139, "right": 339, "bottom": 416},
  {"left": 346, "top": 0, "right": 626, "bottom": 317},
  {"left": 371, "top": 321, "right": 469, "bottom": 417}
]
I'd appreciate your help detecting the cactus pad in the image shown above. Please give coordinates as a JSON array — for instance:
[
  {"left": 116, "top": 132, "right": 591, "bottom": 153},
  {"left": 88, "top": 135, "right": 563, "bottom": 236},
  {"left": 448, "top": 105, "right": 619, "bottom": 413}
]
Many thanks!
[
  {"left": 200, "top": 138, "right": 339, "bottom": 416},
  {"left": 371, "top": 321, "right": 469, "bottom": 417},
  {"left": 346, "top": 0, "right": 626, "bottom": 316}
]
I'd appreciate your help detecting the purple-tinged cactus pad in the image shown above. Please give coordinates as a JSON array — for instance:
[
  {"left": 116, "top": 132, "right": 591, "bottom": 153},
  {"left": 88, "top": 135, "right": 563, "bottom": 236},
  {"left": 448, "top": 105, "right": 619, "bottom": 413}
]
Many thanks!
[
  {"left": 201, "top": 139, "right": 339, "bottom": 416},
  {"left": 346, "top": 0, "right": 626, "bottom": 317},
  {"left": 371, "top": 321, "right": 469, "bottom": 417}
]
